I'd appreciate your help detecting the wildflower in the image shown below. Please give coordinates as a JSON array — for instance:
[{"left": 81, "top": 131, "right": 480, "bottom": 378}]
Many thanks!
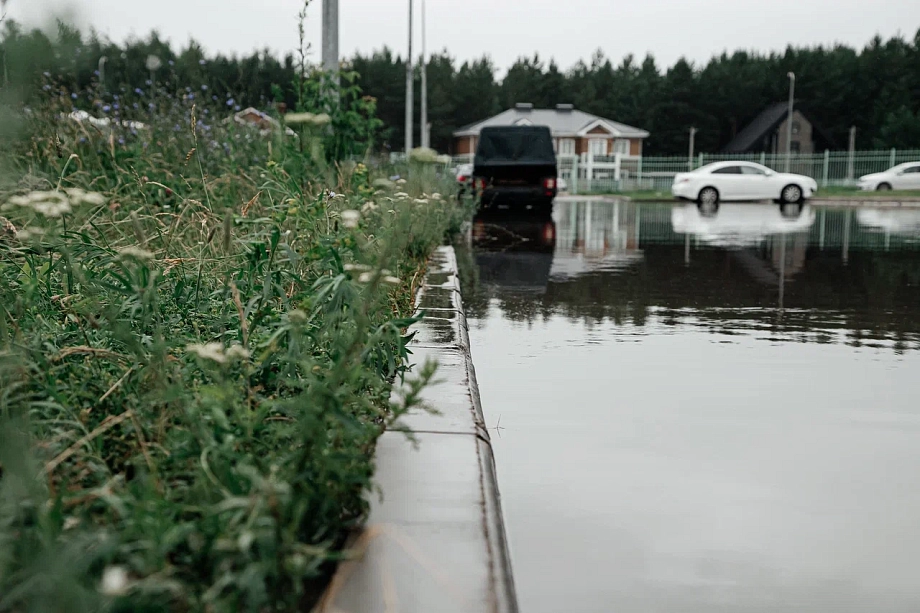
[
  {"left": 341, "top": 210, "right": 360, "bottom": 229},
  {"left": 100, "top": 566, "right": 130, "bottom": 597},
  {"left": 357, "top": 272, "right": 373, "bottom": 283},
  {"left": 201, "top": 84, "right": 208, "bottom": 91},
  {"left": 186, "top": 342, "right": 227, "bottom": 364},
  {"left": 396, "top": 178, "right": 407, "bottom": 185},
  {"left": 70, "top": 92, "right": 78, "bottom": 100},
  {"left": 284, "top": 112, "right": 315, "bottom": 125},
  {"left": 64, "top": 188, "right": 106, "bottom": 206},
  {"left": 224, "top": 344, "right": 251, "bottom": 361},
  {"left": 344, "top": 264, "right": 373, "bottom": 273},
  {"left": 227, "top": 98, "right": 236, "bottom": 107},
  {"left": 14, "top": 227, "right": 45, "bottom": 241},
  {"left": 288, "top": 309, "right": 309, "bottom": 324},
  {"left": 327, "top": 190, "right": 336, "bottom": 198},
  {"left": 102, "top": 104, "right": 111, "bottom": 113},
  {"left": 117, "top": 246, "right": 155, "bottom": 261},
  {"left": 431, "top": 193, "right": 443, "bottom": 200},
  {"left": 361, "top": 201, "right": 377, "bottom": 213},
  {"left": 7, "top": 191, "right": 72, "bottom": 218},
  {"left": 383, "top": 276, "right": 401, "bottom": 285},
  {"left": 414, "top": 198, "right": 429, "bottom": 205}
]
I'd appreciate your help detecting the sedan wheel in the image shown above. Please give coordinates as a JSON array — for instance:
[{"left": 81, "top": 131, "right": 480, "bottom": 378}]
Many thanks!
[
  {"left": 877, "top": 183, "right": 892, "bottom": 191},
  {"left": 781, "top": 184, "right": 803, "bottom": 204}
]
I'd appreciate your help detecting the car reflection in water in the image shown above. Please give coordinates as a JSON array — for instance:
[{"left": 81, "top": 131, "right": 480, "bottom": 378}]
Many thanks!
[
  {"left": 857, "top": 208, "right": 920, "bottom": 240},
  {"left": 470, "top": 211, "right": 557, "bottom": 296},
  {"left": 673, "top": 202, "right": 816, "bottom": 308}
]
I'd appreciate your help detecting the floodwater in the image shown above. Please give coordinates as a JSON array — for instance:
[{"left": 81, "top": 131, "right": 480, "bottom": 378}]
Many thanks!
[{"left": 462, "top": 199, "right": 920, "bottom": 613}]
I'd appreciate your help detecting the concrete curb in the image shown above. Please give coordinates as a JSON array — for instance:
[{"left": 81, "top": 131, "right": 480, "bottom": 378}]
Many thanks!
[{"left": 318, "top": 246, "right": 518, "bottom": 613}]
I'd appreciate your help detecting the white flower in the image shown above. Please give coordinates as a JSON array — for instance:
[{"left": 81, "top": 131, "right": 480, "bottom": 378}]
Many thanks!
[
  {"left": 224, "top": 344, "right": 251, "bottom": 361},
  {"left": 288, "top": 309, "right": 308, "bottom": 324},
  {"left": 344, "top": 264, "right": 373, "bottom": 272},
  {"left": 117, "top": 246, "right": 155, "bottom": 261},
  {"left": 327, "top": 191, "right": 337, "bottom": 199},
  {"left": 431, "top": 193, "right": 443, "bottom": 200},
  {"left": 284, "top": 112, "right": 315, "bottom": 125},
  {"left": 361, "top": 201, "right": 377, "bottom": 213},
  {"left": 340, "top": 209, "right": 360, "bottom": 229},
  {"left": 357, "top": 272, "right": 373, "bottom": 283},
  {"left": 414, "top": 198, "right": 429, "bottom": 205},
  {"left": 382, "top": 276, "right": 400, "bottom": 285},
  {"left": 396, "top": 178, "right": 407, "bottom": 185},
  {"left": 100, "top": 566, "right": 130, "bottom": 596},
  {"left": 187, "top": 342, "right": 227, "bottom": 364}
]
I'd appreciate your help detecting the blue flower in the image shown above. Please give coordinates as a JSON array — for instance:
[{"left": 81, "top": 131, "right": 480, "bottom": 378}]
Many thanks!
[
  {"left": 133, "top": 103, "right": 139, "bottom": 110},
  {"left": 199, "top": 59, "right": 206, "bottom": 65},
  {"left": 113, "top": 94, "right": 119, "bottom": 100},
  {"left": 118, "top": 137, "right": 125, "bottom": 145},
  {"left": 148, "top": 103, "right": 156, "bottom": 111},
  {"left": 43, "top": 71, "right": 51, "bottom": 77},
  {"left": 43, "top": 85, "right": 52, "bottom": 91},
  {"left": 71, "top": 93, "right": 78, "bottom": 100},
  {"left": 201, "top": 84, "right": 208, "bottom": 91},
  {"left": 113, "top": 103, "right": 120, "bottom": 110},
  {"left": 168, "top": 60, "right": 175, "bottom": 66},
  {"left": 102, "top": 104, "right": 111, "bottom": 113},
  {"left": 226, "top": 98, "right": 235, "bottom": 106},
  {"left": 135, "top": 88, "right": 144, "bottom": 95},
  {"left": 234, "top": 105, "right": 241, "bottom": 111}
]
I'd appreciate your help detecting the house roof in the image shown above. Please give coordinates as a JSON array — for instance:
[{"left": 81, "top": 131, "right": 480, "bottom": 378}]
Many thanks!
[
  {"left": 454, "top": 105, "right": 649, "bottom": 139},
  {"left": 721, "top": 102, "right": 797, "bottom": 153}
]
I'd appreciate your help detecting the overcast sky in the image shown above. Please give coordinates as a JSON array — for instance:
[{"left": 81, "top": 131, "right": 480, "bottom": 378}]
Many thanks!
[{"left": 6, "top": 0, "right": 920, "bottom": 74}]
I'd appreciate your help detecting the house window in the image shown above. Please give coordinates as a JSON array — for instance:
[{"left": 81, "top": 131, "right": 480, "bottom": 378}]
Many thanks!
[
  {"left": 790, "top": 141, "right": 801, "bottom": 153},
  {"left": 791, "top": 121, "right": 801, "bottom": 135},
  {"left": 559, "top": 139, "right": 575, "bottom": 156},
  {"left": 589, "top": 138, "right": 607, "bottom": 156},
  {"left": 612, "top": 139, "right": 630, "bottom": 156}
]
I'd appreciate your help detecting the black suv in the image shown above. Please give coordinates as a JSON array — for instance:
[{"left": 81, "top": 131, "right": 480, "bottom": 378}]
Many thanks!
[{"left": 473, "top": 126, "right": 558, "bottom": 213}]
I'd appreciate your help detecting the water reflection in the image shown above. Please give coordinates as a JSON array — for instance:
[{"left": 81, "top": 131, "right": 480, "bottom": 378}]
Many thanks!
[
  {"left": 464, "top": 199, "right": 920, "bottom": 613},
  {"left": 465, "top": 200, "right": 920, "bottom": 352}
]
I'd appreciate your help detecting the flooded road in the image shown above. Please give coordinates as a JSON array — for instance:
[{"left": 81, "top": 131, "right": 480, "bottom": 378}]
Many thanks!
[{"left": 462, "top": 199, "right": 920, "bottom": 613}]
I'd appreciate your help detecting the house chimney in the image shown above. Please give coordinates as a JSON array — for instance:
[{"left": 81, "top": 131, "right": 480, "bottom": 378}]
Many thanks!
[
  {"left": 515, "top": 103, "right": 534, "bottom": 111},
  {"left": 556, "top": 103, "right": 574, "bottom": 112}
]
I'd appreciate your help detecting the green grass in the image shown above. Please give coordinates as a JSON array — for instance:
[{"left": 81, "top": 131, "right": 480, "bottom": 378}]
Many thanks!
[
  {"left": 0, "top": 84, "right": 469, "bottom": 612},
  {"left": 812, "top": 186, "right": 920, "bottom": 199}
]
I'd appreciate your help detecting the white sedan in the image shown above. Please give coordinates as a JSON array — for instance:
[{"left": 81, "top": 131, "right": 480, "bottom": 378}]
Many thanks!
[
  {"left": 672, "top": 162, "right": 818, "bottom": 208},
  {"left": 857, "top": 162, "right": 920, "bottom": 191}
]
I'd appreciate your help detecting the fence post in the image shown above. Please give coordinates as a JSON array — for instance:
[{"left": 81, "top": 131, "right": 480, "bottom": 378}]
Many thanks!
[
  {"left": 637, "top": 155, "right": 643, "bottom": 187},
  {"left": 822, "top": 149, "right": 830, "bottom": 187},
  {"left": 698, "top": 152, "right": 704, "bottom": 168},
  {"left": 760, "top": 152, "right": 766, "bottom": 166},
  {"left": 614, "top": 153, "right": 621, "bottom": 182},
  {"left": 890, "top": 148, "right": 897, "bottom": 168}
]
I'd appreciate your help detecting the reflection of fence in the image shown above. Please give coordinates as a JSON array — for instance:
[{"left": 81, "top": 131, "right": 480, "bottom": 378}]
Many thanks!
[{"left": 452, "top": 149, "right": 920, "bottom": 194}]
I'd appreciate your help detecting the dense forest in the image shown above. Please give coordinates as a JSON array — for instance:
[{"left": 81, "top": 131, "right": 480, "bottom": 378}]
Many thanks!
[{"left": 2, "top": 19, "right": 919, "bottom": 155}]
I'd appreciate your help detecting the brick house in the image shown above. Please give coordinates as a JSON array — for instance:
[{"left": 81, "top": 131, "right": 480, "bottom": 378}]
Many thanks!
[{"left": 453, "top": 103, "right": 649, "bottom": 159}]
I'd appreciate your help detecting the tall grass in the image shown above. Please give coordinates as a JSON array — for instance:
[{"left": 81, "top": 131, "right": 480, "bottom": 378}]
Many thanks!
[{"left": 0, "top": 80, "right": 468, "bottom": 612}]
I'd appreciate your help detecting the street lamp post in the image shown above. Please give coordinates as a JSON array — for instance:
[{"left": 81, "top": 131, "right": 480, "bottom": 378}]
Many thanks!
[
  {"left": 405, "top": 0, "right": 414, "bottom": 153},
  {"left": 785, "top": 72, "right": 795, "bottom": 172},
  {"left": 321, "top": 0, "right": 339, "bottom": 87},
  {"left": 688, "top": 127, "right": 697, "bottom": 171},
  {"left": 420, "top": 0, "right": 429, "bottom": 149}
]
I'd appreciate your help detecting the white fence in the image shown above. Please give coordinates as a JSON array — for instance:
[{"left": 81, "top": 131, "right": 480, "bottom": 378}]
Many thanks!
[{"left": 451, "top": 149, "right": 920, "bottom": 194}]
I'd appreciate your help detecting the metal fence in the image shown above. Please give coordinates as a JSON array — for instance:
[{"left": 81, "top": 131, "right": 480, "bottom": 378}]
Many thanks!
[{"left": 451, "top": 149, "right": 920, "bottom": 194}]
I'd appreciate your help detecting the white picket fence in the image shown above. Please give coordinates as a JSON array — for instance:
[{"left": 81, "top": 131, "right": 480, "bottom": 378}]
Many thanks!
[{"left": 450, "top": 149, "right": 920, "bottom": 194}]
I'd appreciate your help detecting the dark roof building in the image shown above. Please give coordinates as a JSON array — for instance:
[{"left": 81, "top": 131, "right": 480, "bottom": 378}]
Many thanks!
[{"left": 722, "top": 102, "right": 832, "bottom": 155}]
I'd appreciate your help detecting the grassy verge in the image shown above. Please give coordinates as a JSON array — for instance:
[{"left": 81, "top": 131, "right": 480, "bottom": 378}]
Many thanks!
[
  {"left": 812, "top": 186, "right": 920, "bottom": 200},
  {"left": 0, "top": 83, "right": 468, "bottom": 612}
]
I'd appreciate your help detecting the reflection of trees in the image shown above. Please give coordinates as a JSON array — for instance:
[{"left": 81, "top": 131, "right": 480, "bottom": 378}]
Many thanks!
[{"left": 469, "top": 243, "right": 920, "bottom": 350}]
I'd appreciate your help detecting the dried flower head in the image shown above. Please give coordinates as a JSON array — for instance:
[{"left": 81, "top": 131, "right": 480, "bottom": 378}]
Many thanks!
[
  {"left": 117, "top": 246, "right": 155, "bottom": 261},
  {"left": 340, "top": 209, "right": 360, "bottom": 229},
  {"left": 99, "top": 566, "right": 130, "bottom": 597}
]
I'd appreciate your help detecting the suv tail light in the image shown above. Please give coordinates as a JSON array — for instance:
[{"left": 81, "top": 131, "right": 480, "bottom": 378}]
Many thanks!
[
  {"left": 457, "top": 175, "right": 468, "bottom": 183},
  {"left": 543, "top": 178, "right": 557, "bottom": 190}
]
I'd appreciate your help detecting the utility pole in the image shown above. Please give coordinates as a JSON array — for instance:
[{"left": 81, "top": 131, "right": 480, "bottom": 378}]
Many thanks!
[
  {"left": 688, "top": 127, "right": 697, "bottom": 171},
  {"left": 785, "top": 72, "right": 795, "bottom": 172},
  {"left": 405, "top": 0, "right": 414, "bottom": 153},
  {"left": 322, "top": 0, "right": 339, "bottom": 87},
  {"left": 98, "top": 56, "right": 108, "bottom": 91},
  {"left": 420, "top": 0, "right": 429, "bottom": 149},
  {"left": 847, "top": 125, "right": 857, "bottom": 183}
]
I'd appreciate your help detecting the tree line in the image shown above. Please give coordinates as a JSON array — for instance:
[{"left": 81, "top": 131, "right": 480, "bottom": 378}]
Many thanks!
[{"left": 3, "top": 19, "right": 920, "bottom": 155}]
